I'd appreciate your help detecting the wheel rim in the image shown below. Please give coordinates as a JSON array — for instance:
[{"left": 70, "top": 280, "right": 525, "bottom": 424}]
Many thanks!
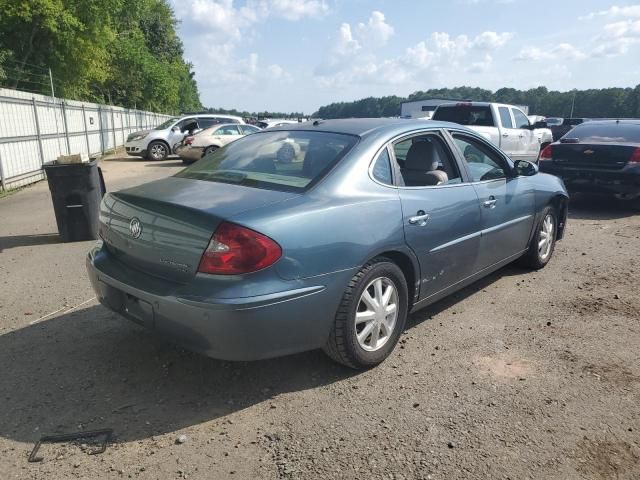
[
  {"left": 355, "top": 277, "right": 399, "bottom": 352},
  {"left": 538, "top": 213, "right": 554, "bottom": 260},
  {"left": 150, "top": 144, "right": 166, "bottom": 159}
]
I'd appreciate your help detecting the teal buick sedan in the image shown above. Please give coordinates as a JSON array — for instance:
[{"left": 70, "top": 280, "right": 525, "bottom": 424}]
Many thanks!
[{"left": 87, "top": 119, "right": 568, "bottom": 369}]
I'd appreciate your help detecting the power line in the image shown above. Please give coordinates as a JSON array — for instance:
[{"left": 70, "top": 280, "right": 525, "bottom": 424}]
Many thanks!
[{"left": 0, "top": 58, "right": 51, "bottom": 73}]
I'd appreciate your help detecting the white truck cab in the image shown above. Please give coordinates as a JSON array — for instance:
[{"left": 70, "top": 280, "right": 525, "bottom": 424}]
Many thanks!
[{"left": 432, "top": 102, "right": 545, "bottom": 162}]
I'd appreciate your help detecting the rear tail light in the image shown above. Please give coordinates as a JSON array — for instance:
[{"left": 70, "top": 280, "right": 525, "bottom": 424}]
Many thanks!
[
  {"left": 185, "top": 136, "right": 194, "bottom": 146},
  {"left": 630, "top": 147, "right": 640, "bottom": 164},
  {"left": 198, "top": 222, "right": 282, "bottom": 275},
  {"left": 539, "top": 144, "right": 553, "bottom": 161}
]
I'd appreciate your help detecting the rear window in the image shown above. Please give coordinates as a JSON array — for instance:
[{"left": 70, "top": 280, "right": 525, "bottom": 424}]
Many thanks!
[
  {"left": 563, "top": 123, "right": 640, "bottom": 143},
  {"left": 546, "top": 118, "right": 563, "bottom": 126},
  {"left": 433, "top": 106, "right": 495, "bottom": 127},
  {"left": 177, "top": 131, "right": 358, "bottom": 192}
]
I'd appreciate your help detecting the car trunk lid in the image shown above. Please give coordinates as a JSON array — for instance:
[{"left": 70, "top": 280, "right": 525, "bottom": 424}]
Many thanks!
[
  {"left": 551, "top": 142, "right": 638, "bottom": 170},
  {"left": 99, "top": 177, "right": 297, "bottom": 283}
]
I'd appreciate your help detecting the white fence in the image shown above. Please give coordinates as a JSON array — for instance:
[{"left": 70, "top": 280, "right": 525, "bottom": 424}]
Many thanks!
[{"left": 0, "top": 88, "right": 173, "bottom": 190}]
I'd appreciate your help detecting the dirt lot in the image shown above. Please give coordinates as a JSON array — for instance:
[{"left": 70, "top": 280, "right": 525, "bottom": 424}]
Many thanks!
[{"left": 0, "top": 156, "right": 639, "bottom": 480}]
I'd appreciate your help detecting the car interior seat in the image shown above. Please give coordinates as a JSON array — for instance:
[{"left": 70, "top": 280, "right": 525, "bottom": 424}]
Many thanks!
[{"left": 402, "top": 140, "right": 449, "bottom": 186}]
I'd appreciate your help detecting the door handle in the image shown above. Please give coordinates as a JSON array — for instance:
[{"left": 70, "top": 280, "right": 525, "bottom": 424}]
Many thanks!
[
  {"left": 408, "top": 211, "right": 430, "bottom": 226},
  {"left": 483, "top": 196, "right": 497, "bottom": 208},
  {"left": 502, "top": 133, "right": 509, "bottom": 137},
  {"left": 518, "top": 134, "right": 525, "bottom": 138}
]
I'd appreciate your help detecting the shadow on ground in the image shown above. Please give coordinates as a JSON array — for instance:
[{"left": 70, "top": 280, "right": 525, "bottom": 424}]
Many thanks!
[
  {"left": 568, "top": 193, "right": 638, "bottom": 221},
  {"left": 0, "top": 263, "right": 526, "bottom": 446},
  {"left": 0, "top": 304, "right": 355, "bottom": 445},
  {"left": 0, "top": 233, "right": 60, "bottom": 252},
  {"left": 144, "top": 160, "right": 185, "bottom": 168}
]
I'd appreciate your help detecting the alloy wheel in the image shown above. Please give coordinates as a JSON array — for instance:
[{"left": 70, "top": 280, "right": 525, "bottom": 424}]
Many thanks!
[
  {"left": 150, "top": 144, "right": 166, "bottom": 160},
  {"left": 355, "top": 277, "right": 399, "bottom": 352},
  {"left": 538, "top": 213, "right": 554, "bottom": 261}
]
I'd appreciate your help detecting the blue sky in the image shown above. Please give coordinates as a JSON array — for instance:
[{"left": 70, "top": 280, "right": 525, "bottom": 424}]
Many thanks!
[{"left": 169, "top": 0, "right": 640, "bottom": 113}]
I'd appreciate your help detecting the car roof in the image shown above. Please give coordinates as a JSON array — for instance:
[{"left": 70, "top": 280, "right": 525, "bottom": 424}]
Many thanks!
[
  {"left": 571, "top": 119, "right": 640, "bottom": 126},
  {"left": 271, "top": 118, "right": 463, "bottom": 137}
]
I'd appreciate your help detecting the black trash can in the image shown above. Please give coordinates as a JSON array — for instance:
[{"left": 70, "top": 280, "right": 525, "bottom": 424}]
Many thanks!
[{"left": 43, "top": 159, "right": 106, "bottom": 242}]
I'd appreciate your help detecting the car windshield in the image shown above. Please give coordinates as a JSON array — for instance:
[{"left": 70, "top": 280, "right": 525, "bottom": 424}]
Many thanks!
[
  {"left": 433, "top": 106, "right": 494, "bottom": 127},
  {"left": 176, "top": 130, "right": 358, "bottom": 192},
  {"left": 154, "top": 117, "right": 180, "bottom": 130},
  {"left": 563, "top": 123, "right": 640, "bottom": 143}
]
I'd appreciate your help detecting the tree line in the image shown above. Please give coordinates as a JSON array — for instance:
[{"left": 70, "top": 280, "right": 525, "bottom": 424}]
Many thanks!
[
  {"left": 314, "top": 85, "right": 640, "bottom": 119},
  {"left": 0, "top": 0, "right": 201, "bottom": 114}
]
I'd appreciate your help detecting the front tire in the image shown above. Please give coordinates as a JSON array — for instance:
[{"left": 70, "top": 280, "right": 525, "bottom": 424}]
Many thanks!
[
  {"left": 147, "top": 141, "right": 169, "bottom": 161},
  {"left": 323, "top": 258, "right": 408, "bottom": 369},
  {"left": 519, "top": 206, "right": 557, "bottom": 269}
]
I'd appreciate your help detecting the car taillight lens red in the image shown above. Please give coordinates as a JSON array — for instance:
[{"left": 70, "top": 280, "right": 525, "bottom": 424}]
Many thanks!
[
  {"left": 630, "top": 147, "right": 640, "bottom": 163},
  {"left": 198, "top": 222, "right": 282, "bottom": 275},
  {"left": 539, "top": 144, "right": 553, "bottom": 161},
  {"left": 185, "top": 136, "right": 194, "bottom": 145}
]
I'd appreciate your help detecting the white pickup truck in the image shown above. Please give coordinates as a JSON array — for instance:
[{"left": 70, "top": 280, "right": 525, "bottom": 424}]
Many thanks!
[{"left": 432, "top": 102, "right": 551, "bottom": 162}]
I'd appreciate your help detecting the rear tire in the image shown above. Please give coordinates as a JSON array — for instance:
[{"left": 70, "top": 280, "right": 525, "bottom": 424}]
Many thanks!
[
  {"left": 203, "top": 145, "right": 218, "bottom": 157},
  {"left": 323, "top": 257, "right": 408, "bottom": 369},
  {"left": 519, "top": 206, "right": 557, "bottom": 269},
  {"left": 147, "top": 141, "right": 169, "bottom": 161}
]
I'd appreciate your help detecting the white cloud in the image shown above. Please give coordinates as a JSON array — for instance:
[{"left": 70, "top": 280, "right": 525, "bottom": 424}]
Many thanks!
[
  {"left": 471, "top": 31, "right": 513, "bottom": 49},
  {"left": 356, "top": 11, "right": 395, "bottom": 47},
  {"left": 266, "top": 0, "right": 329, "bottom": 21},
  {"left": 515, "top": 43, "right": 586, "bottom": 61},
  {"left": 579, "top": 4, "right": 640, "bottom": 21},
  {"left": 316, "top": 21, "right": 512, "bottom": 88},
  {"left": 601, "top": 18, "right": 640, "bottom": 38}
]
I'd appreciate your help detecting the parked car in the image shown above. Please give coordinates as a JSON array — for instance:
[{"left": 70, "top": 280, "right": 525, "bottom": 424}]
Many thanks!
[
  {"left": 539, "top": 120, "right": 640, "bottom": 209},
  {"left": 257, "top": 119, "right": 300, "bottom": 129},
  {"left": 175, "top": 123, "right": 261, "bottom": 164},
  {"left": 432, "top": 102, "right": 546, "bottom": 162},
  {"left": 528, "top": 115, "right": 554, "bottom": 154},
  {"left": 125, "top": 114, "right": 245, "bottom": 160},
  {"left": 88, "top": 119, "right": 568, "bottom": 369},
  {"left": 549, "top": 117, "right": 589, "bottom": 141}
]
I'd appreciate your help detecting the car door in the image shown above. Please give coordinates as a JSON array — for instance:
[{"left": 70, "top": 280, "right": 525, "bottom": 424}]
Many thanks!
[
  {"left": 496, "top": 106, "right": 519, "bottom": 158},
  {"left": 212, "top": 125, "right": 242, "bottom": 146},
  {"left": 512, "top": 108, "right": 539, "bottom": 161},
  {"left": 449, "top": 131, "right": 535, "bottom": 271},
  {"left": 390, "top": 131, "right": 483, "bottom": 300}
]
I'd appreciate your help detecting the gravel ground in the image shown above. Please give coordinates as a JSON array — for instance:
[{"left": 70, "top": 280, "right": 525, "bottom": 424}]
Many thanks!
[{"left": 0, "top": 156, "right": 639, "bottom": 480}]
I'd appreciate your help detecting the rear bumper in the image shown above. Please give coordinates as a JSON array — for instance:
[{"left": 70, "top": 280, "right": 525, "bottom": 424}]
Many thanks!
[
  {"left": 175, "top": 145, "right": 204, "bottom": 162},
  {"left": 539, "top": 165, "right": 640, "bottom": 195},
  {"left": 86, "top": 243, "right": 353, "bottom": 361}
]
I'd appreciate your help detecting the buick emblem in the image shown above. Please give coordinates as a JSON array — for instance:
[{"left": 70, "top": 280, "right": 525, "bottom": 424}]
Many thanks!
[{"left": 129, "top": 217, "right": 143, "bottom": 239}]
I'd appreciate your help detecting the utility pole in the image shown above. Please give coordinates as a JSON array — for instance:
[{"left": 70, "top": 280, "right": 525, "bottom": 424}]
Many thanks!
[
  {"left": 49, "top": 68, "right": 55, "bottom": 97},
  {"left": 570, "top": 90, "right": 577, "bottom": 118}
]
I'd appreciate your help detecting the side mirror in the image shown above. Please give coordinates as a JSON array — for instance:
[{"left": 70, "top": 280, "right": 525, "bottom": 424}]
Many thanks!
[
  {"left": 514, "top": 159, "right": 538, "bottom": 176},
  {"left": 171, "top": 126, "right": 181, "bottom": 132}
]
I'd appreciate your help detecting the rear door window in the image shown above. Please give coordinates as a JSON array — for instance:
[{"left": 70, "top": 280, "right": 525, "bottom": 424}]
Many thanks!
[
  {"left": 392, "top": 134, "right": 463, "bottom": 187},
  {"left": 498, "top": 107, "right": 514, "bottom": 129},
  {"left": 215, "top": 125, "right": 242, "bottom": 136}
]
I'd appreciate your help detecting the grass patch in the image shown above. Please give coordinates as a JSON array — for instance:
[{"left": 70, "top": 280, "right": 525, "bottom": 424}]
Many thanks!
[{"left": 0, "top": 186, "right": 21, "bottom": 199}]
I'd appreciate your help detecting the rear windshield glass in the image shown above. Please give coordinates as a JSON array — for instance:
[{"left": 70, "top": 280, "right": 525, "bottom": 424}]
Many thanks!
[
  {"left": 176, "top": 130, "right": 358, "bottom": 192},
  {"left": 545, "top": 118, "right": 563, "bottom": 126},
  {"left": 433, "top": 106, "right": 494, "bottom": 127},
  {"left": 563, "top": 123, "right": 640, "bottom": 143},
  {"left": 154, "top": 117, "right": 179, "bottom": 130}
]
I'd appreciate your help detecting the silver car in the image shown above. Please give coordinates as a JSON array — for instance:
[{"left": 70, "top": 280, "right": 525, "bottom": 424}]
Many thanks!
[
  {"left": 125, "top": 114, "right": 245, "bottom": 160},
  {"left": 175, "top": 124, "right": 261, "bottom": 164}
]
